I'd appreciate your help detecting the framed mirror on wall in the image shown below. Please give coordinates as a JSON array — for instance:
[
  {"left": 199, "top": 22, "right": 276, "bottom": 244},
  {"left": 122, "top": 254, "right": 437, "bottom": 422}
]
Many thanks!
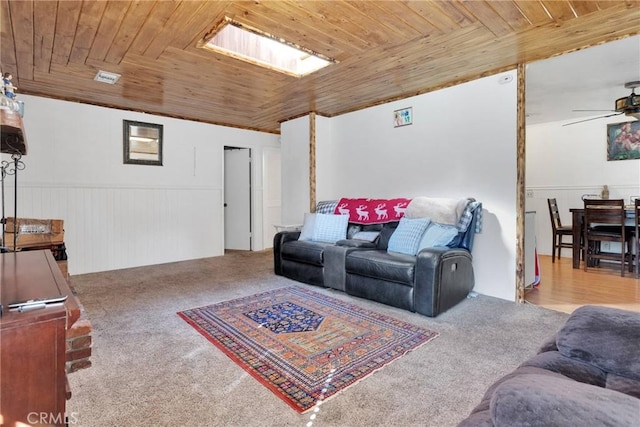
[{"left": 123, "top": 120, "right": 163, "bottom": 166}]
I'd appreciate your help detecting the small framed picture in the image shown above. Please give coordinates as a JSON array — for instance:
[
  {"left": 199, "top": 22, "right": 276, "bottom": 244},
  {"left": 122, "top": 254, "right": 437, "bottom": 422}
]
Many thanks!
[{"left": 393, "top": 107, "right": 412, "bottom": 127}]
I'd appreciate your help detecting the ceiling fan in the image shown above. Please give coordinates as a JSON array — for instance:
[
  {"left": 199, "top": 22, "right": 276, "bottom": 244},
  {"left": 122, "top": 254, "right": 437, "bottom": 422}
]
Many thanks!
[{"left": 563, "top": 81, "right": 640, "bottom": 126}]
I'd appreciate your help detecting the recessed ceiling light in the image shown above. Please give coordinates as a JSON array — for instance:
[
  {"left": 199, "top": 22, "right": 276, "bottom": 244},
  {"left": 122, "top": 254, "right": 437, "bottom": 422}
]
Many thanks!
[
  {"left": 94, "top": 70, "right": 121, "bottom": 84},
  {"left": 199, "top": 18, "right": 335, "bottom": 77}
]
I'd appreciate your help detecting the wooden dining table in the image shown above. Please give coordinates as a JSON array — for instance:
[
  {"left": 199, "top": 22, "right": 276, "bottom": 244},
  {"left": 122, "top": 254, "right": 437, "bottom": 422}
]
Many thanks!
[{"left": 570, "top": 207, "right": 637, "bottom": 269}]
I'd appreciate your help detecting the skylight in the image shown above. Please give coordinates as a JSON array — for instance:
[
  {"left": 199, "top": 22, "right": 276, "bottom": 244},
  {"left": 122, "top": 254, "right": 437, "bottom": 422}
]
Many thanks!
[{"left": 199, "top": 18, "right": 335, "bottom": 77}]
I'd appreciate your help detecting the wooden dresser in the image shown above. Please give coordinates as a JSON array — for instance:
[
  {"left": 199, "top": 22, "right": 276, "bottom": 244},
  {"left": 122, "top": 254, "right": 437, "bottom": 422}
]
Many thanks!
[{"left": 0, "top": 250, "right": 79, "bottom": 426}]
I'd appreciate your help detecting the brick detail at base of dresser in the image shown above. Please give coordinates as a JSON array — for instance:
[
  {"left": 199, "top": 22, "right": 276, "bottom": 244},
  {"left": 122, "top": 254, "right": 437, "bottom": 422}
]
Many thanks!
[
  {"left": 65, "top": 289, "right": 93, "bottom": 373},
  {"left": 66, "top": 318, "right": 92, "bottom": 372}
]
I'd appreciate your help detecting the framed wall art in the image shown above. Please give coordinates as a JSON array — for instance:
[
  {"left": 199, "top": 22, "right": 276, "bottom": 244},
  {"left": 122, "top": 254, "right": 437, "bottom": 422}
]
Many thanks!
[
  {"left": 606, "top": 120, "right": 640, "bottom": 161},
  {"left": 393, "top": 107, "right": 412, "bottom": 127},
  {"left": 123, "top": 120, "right": 163, "bottom": 166}
]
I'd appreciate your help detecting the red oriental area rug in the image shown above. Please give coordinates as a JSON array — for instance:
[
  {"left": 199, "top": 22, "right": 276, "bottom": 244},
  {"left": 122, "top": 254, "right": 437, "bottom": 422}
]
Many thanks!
[{"left": 178, "top": 286, "right": 438, "bottom": 413}]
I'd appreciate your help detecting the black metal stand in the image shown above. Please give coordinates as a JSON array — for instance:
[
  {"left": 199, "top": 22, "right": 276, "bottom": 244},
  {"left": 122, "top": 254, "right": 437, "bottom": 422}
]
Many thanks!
[{"left": 1, "top": 153, "right": 25, "bottom": 253}]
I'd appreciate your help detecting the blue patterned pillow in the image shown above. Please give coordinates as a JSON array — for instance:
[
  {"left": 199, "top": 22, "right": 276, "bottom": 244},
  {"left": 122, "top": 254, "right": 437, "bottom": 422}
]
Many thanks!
[
  {"left": 418, "top": 223, "right": 459, "bottom": 250},
  {"left": 312, "top": 213, "right": 349, "bottom": 243},
  {"left": 387, "top": 217, "right": 431, "bottom": 255}
]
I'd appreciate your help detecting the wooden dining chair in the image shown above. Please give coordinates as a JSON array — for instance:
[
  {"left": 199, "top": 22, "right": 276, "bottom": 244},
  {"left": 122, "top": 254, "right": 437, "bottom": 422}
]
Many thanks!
[
  {"left": 547, "top": 198, "right": 573, "bottom": 263},
  {"left": 582, "top": 199, "right": 632, "bottom": 277}
]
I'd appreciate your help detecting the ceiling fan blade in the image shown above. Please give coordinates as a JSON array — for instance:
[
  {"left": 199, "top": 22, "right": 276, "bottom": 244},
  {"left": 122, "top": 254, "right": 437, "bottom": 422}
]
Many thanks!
[
  {"left": 571, "top": 109, "right": 615, "bottom": 112},
  {"left": 562, "top": 112, "right": 623, "bottom": 127}
]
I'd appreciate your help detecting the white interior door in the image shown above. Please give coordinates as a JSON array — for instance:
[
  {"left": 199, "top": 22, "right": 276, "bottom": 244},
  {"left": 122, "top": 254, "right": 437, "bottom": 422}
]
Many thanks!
[{"left": 224, "top": 147, "right": 251, "bottom": 250}]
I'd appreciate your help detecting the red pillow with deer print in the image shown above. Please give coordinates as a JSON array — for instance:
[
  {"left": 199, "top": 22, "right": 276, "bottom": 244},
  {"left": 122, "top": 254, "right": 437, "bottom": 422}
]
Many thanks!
[{"left": 334, "top": 198, "right": 411, "bottom": 224}]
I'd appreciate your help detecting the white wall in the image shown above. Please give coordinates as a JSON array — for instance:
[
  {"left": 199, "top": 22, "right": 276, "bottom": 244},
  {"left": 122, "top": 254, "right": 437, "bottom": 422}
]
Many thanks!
[
  {"left": 315, "top": 115, "right": 334, "bottom": 202},
  {"left": 280, "top": 116, "right": 310, "bottom": 224},
  {"left": 262, "top": 146, "right": 281, "bottom": 248},
  {"left": 526, "top": 116, "right": 640, "bottom": 257},
  {"left": 3, "top": 95, "right": 279, "bottom": 274},
  {"left": 282, "top": 71, "right": 519, "bottom": 301}
]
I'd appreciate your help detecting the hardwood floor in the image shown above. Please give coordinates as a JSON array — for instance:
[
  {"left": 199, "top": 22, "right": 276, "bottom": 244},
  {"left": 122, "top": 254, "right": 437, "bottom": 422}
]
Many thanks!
[{"left": 524, "top": 254, "right": 640, "bottom": 314}]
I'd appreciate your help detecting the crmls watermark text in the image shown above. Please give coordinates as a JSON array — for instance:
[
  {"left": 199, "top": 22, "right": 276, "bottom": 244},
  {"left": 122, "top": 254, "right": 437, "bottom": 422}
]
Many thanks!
[{"left": 27, "top": 412, "right": 79, "bottom": 425}]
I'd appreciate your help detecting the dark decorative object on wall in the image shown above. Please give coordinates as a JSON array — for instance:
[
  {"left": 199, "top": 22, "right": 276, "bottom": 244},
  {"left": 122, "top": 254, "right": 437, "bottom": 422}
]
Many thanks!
[
  {"left": 123, "top": 120, "right": 163, "bottom": 166},
  {"left": 607, "top": 120, "right": 640, "bottom": 161}
]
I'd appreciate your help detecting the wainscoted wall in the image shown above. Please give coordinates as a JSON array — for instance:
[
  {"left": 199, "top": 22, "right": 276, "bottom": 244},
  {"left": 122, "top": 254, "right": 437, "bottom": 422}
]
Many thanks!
[
  {"left": 13, "top": 183, "right": 221, "bottom": 274},
  {"left": 525, "top": 185, "right": 639, "bottom": 258},
  {"left": 2, "top": 95, "right": 280, "bottom": 275}
]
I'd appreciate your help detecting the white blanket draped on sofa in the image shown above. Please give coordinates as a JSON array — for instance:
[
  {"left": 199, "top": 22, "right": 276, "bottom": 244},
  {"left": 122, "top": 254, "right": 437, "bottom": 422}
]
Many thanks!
[{"left": 405, "top": 197, "right": 469, "bottom": 226}]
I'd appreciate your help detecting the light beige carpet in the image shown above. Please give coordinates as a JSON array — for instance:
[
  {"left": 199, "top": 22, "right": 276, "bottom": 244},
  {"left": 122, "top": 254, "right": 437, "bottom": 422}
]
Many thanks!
[{"left": 66, "top": 250, "right": 568, "bottom": 427}]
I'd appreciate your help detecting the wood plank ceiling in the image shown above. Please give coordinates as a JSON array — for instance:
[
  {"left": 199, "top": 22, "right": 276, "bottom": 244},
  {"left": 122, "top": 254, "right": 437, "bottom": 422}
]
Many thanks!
[{"left": 2, "top": 1, "right": 639, "bottom": 134}]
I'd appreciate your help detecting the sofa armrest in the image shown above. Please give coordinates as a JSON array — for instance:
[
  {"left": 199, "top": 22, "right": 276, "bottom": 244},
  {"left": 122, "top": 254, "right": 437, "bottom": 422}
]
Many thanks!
[
  {"left": 327, "top": 241, "right": 379, "bottom": 291},
  {"left": 273, "top": 231, "right": 301, "bottom": 275},
  {"left": 336, "top": 239, "right": 377, "bottom": 249},
  {"left": 490, "top": 373, "right": 640, "bottom": 427},
  {"left": 414, "top": 248, "right": 473, "bottom": 317},
  {"left": 555, "top": 305, "right": 640, "bottom": 381}
]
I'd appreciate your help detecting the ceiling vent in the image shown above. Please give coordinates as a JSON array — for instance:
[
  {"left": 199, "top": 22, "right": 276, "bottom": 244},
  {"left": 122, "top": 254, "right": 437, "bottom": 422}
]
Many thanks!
[{"left": 94, "top": 70, "right": 121, "bottom": 84}]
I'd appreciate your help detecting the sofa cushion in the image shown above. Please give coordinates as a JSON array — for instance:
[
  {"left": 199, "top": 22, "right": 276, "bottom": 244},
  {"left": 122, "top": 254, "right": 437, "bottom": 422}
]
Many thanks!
[
  {"left": 345, "top": 250, "right": 415, "bottom": 285},
  {"left": 387, "top": 216, "right": 431, "bottom": 255},
  {"left": 347, "top": 224, "right": 362, "bottom": 238},
  {"left": 556, "top": 305, "right": 640, "bottom": 381},
  {"left": 281, "top": 240, "right": 330, "bottom": 266},
  {"left": 490, "top": 373, "right": 640, "bottom": 427},
  {"left": 376, "top": 222, "right": 399, "bottom": 250},
  {"left": 459, "top": 367, "right": 565, "bottom": 427}
]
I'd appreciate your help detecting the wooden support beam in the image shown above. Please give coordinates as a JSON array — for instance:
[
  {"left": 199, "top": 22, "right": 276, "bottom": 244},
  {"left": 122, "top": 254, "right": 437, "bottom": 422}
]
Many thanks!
[
  {"left": 516, "top": 63, "right": 526, "bottom": 303},
  {"left": 309, "top": 112, "right": 316, "bottom": 213}
]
